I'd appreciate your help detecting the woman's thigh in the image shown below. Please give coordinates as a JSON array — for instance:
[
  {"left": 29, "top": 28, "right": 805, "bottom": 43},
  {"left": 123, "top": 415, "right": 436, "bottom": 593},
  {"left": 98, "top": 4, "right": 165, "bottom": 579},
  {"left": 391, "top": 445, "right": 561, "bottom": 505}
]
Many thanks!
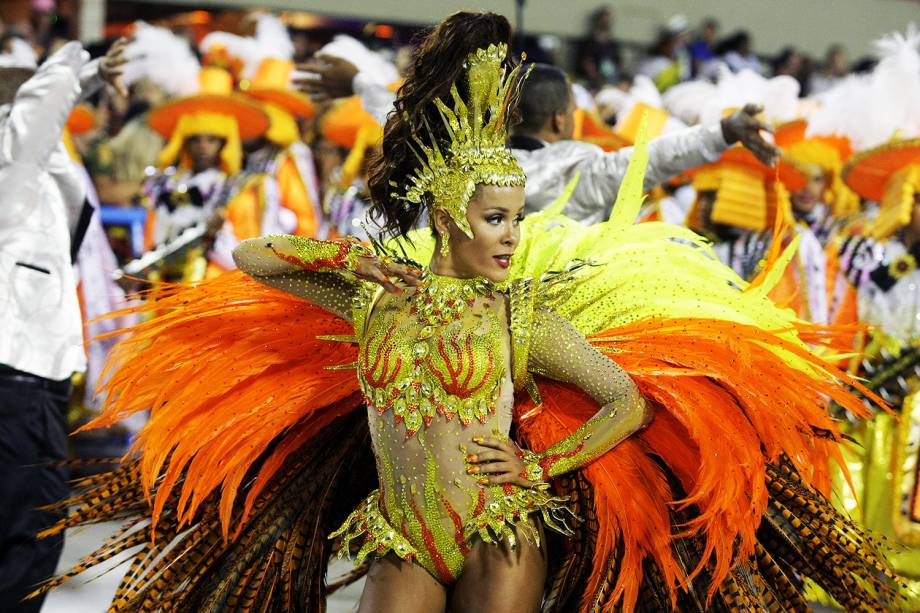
[
  {"left": 449, "top": 524, "right": 547, "bottom": 613},
  {"left": 357, "top": 554, "right": 448, "bottom": 613}
]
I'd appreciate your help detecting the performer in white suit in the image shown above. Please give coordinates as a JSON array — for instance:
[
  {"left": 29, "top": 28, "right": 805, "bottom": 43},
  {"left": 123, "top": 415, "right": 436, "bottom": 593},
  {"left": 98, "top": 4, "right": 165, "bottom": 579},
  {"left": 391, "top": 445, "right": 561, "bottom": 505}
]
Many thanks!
[
  {"left": 0, "top": 39, "right": 127, "bottom": 612},
  {"left": 298, "top": 58, "right": 777, "bottom": 225}
]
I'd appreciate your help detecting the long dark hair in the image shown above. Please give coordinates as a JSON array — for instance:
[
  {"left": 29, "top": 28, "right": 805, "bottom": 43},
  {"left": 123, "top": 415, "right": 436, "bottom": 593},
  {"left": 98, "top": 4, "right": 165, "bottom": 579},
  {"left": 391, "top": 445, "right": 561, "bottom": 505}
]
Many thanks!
[{"left": 367, "top": 11, "right": 513, "bottom": 239}]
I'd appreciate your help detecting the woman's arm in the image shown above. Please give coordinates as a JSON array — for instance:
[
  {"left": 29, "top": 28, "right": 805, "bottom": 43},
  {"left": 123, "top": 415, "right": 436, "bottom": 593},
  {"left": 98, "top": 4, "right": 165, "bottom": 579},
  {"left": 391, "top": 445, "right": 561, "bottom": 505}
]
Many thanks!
[
  {"left": 523, "top": 307, "right": 652, "bottom": 479},
  {"left": 233, "top": 235, "right": 419, "bottom": 321},
  {"left": 469, "top": 307, "right": 651, "bottom": 485}
]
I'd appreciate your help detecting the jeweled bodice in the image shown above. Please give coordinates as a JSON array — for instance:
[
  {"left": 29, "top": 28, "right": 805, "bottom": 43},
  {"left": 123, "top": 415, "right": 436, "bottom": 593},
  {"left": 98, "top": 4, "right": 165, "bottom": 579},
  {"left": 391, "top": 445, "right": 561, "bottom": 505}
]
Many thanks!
[
  {"left": 352, "top": 271, "right": 537, "bottom": 581},
  {"left": 358, "top": 272, "right": 509, "bottom": 436},
  {"left": 322, "top": 264, "right": 628, "bottom": 581}
]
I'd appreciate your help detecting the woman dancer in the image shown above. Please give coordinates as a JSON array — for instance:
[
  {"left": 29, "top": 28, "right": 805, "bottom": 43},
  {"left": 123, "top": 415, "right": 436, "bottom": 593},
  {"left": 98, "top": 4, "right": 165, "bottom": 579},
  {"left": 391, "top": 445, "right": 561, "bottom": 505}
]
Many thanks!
[
  {"left": 232, "top": 30, "right": 649, "bottom": 613},
  {"left": 38, "top": 11, "right": 908, "bottom": 613}
]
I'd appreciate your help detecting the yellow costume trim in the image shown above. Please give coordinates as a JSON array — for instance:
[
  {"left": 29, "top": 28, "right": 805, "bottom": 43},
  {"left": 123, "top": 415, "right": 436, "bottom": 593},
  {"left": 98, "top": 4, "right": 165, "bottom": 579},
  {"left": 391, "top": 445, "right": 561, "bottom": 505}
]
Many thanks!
[
  {"left": 870, "top": 163, "right": 920, "bottom": 239},
  {"left": 690, "top": 163, "right": 793, "bottom": 232},
  {"left": 340, "top": 123, "right": 373, "bottom": 190},
  {"left": 157, "top": 111, "right": 243, "bottom": 175},
  {"left": 332, "top": 484, "right": 574, "bottom": 579},
  {"left": 62, "top": 127, "right": 80, "bottom": 164},
  {"left": 262, "top": 102, "right": 300, "bottom": 148}
]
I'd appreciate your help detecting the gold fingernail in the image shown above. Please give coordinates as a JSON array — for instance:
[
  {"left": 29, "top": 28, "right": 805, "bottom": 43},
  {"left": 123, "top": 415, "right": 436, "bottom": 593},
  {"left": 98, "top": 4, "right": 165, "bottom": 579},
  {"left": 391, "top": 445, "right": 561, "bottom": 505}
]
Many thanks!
[{"left": 466, "top": 454, "right": 477, "bottom": 462}]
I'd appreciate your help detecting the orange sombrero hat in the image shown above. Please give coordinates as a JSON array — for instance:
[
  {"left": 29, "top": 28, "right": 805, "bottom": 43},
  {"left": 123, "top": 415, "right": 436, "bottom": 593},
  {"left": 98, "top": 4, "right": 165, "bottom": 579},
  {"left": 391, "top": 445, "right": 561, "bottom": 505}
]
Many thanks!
[
  {"left": 843, "top": 138, "right": 920, "bottom": 239},
  {"left": 67, "top": 105, "right": 95, "bottom": 134},
  {"left": 321, "top": 95, "right": 384, "bottom": 189},
  {"left": 242, "top": 58, "right": 315, "bottom": 119},
  {"left": 720, "top": 146, "right": 808, "bottom": 192},
  {"left": 321, "top": 95, "right": 383, "bottom": 149},
  {"left": 149, "top": 67, "right": 270, "bottom": 140},
  {"left": 843, "top": 138, "right": 920, "bottom": 203},
  {"left": 775, "top": 119, "right": 852, "bottom": 161}
]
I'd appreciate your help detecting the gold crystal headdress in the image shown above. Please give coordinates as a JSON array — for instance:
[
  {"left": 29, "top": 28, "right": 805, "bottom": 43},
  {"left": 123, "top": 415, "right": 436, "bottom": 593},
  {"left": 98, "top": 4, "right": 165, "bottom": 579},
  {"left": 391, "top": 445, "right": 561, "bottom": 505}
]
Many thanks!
[{"left": 392, "top": 43, "right": 529, "bottom": 237}]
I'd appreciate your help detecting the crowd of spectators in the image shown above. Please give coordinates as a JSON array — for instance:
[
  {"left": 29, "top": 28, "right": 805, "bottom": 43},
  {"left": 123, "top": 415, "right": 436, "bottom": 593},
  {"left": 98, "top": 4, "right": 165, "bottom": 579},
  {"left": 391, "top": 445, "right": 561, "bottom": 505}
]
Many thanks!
[
  {"left": 2, "top": 3, "right": 872, "bottom": 103},
  {"left": 569, "top": 5, "right": 865, "bottom": 97}
]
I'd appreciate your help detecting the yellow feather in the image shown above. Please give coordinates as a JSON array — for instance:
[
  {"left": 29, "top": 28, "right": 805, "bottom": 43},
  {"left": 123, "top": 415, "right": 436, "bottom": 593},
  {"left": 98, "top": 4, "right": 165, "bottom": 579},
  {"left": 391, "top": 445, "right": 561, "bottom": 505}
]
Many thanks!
[{"left": 608, "top": 112, "right": 649, "bottom": 229}]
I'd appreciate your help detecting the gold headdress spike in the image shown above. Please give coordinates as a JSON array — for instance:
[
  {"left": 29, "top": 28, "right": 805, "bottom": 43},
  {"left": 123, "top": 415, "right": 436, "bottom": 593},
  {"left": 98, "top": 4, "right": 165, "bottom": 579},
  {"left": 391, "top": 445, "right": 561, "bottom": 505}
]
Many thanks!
[{"left": 392, "top": 43, "right": 531, "bottom": 237}]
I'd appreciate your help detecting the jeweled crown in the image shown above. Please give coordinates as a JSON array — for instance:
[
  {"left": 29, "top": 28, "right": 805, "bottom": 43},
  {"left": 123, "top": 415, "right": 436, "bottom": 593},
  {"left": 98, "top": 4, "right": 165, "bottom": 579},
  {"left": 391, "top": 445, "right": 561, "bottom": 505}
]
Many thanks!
[{"left": 392, "top": 43, "right": 530, "bottom": 237}]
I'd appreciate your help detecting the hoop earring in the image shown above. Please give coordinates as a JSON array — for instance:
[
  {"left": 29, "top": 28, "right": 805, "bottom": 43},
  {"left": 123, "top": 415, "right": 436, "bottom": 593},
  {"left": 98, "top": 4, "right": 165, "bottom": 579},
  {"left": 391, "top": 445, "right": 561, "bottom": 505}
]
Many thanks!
[{"left": 439, "top": 232, "right": 451, "bottom": 257}]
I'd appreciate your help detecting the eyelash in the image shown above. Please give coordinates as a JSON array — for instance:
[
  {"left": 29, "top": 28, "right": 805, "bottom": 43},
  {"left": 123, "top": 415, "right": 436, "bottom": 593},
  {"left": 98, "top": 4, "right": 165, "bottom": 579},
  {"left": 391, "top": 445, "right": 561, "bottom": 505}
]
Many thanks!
[{"left": 486, "top": 215, "right": 525, "bottom": 225}]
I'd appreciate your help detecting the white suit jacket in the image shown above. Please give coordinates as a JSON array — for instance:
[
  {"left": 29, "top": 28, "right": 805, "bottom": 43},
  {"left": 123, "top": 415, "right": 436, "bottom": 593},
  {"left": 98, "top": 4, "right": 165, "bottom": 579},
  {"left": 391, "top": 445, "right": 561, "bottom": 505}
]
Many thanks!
[
  {"left": 0, "top": 42, "right": 103, "bottom": 380},
  {"left": 514, "top": 125, "right": 727, "bottom": 224}
]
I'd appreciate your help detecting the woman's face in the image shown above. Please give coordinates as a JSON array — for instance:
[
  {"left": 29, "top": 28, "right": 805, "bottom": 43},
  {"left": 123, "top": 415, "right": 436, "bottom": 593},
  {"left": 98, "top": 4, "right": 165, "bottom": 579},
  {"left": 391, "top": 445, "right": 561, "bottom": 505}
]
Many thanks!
[{"left": 435, "top": 184, "right": 525, "bottom": 282}]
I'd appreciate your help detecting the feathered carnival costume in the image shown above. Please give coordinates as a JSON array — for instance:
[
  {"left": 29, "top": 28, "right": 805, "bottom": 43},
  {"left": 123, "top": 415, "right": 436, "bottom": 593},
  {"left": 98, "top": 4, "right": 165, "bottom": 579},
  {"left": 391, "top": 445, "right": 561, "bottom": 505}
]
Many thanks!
[{"left": 36, "top": 43, "right": 912, "bottom": 612}]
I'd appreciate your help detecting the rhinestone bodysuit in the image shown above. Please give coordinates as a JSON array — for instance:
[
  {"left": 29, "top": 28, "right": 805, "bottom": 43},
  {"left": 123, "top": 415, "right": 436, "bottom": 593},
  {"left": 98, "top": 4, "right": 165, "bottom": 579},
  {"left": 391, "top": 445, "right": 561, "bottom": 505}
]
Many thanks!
[{"left": 232, "top": 235, "right": 648, "bottom": 584}]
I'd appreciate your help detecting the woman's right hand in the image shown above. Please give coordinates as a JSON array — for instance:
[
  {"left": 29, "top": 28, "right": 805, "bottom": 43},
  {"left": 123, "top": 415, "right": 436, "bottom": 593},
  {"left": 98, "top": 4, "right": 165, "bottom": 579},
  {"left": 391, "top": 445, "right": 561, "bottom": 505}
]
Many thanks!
[{"left": 353, "top": 254, "right": 421, "bottom": 294}]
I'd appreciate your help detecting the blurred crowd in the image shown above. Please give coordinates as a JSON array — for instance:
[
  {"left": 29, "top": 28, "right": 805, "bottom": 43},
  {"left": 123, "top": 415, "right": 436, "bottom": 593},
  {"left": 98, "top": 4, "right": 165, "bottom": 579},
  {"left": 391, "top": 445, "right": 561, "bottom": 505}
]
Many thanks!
[
  {"left": 569, "top": 7, "right": 857, "bottom": 96},
  {"left": 2, "top": 4, "right": 920, "bottom": 611}
]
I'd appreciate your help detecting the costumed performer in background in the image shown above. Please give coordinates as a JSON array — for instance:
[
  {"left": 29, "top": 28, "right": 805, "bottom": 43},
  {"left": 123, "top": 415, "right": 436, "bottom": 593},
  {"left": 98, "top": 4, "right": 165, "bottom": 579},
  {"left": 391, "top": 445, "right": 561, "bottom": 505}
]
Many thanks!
[
  {"left": 201, "top": 14, "right": 326, "bottom": 241},
  {"left": 834, "top": 135, "right": 920, "bottom": 592},
  {"left": 135, "top": 21, "right": 269, "bottom": 281},
  {"left": 0, "top": 37, "right": 128, "bottom": 612}
]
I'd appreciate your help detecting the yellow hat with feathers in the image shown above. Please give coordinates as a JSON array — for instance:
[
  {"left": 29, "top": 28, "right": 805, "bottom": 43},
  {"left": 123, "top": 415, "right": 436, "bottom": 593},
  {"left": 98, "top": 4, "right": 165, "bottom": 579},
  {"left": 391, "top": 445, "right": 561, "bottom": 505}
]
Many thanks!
[
  {"left": 843, "top": 138, "right": 920, "bottom": 239},
  {"left": 775, "top": 119, "right": 861, "bottom": 217},
  {"left": 151, "top": 68, "right": 270, "bottom": 175}
]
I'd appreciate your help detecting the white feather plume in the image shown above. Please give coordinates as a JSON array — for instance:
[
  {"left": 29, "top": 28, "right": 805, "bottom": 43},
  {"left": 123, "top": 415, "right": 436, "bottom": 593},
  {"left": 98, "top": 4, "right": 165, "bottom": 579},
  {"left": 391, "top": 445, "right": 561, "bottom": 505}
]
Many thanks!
[
  {"left": 594, "top": 85, "right": 629, "bottom": 118},
  {"left": 316, "top": 35, "right": 399, "bottom": 87},
  {"left": 199, "top": 30, "right": 256, "bottom": 72},
  {"left": 0, "top": 38, "right": 38, "bottom": 69},
  {"left": 122, "top": 22, "right": 199, "bottom": 96},
  {"left": 595, "top": 75, "right": 688, "bottom": 134},
  {"left": 571, "top": 82, "right": 596, "bottom": 111},
  {"left": 200, "top": 14, "right": 294, "bottom": 80},
  {"left": 807, "top": 23, "right": 920, "bottom": 149},
  {"left": 662, "top": 79, "right": 717, "bottom": 125},
  {"left": 663, "top": 66, "right": 800, "bottom": 127},
  {"left": 254, "top": 14, "right": 294, "bottom": 63}
]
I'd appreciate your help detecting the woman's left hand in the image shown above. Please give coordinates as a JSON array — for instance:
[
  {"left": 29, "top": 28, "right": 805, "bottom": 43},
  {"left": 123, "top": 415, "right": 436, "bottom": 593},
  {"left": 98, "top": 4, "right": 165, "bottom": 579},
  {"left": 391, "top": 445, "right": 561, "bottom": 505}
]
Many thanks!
[{"left": 467, "top": 436, "right": 537, "bottom": 488}]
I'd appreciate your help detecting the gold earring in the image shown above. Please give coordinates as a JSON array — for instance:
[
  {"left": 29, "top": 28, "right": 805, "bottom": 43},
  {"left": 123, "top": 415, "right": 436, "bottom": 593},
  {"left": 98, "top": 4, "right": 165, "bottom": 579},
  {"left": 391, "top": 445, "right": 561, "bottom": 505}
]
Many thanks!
[{"left": 439, "top": 232, "right": 450, "bottom": 257}]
